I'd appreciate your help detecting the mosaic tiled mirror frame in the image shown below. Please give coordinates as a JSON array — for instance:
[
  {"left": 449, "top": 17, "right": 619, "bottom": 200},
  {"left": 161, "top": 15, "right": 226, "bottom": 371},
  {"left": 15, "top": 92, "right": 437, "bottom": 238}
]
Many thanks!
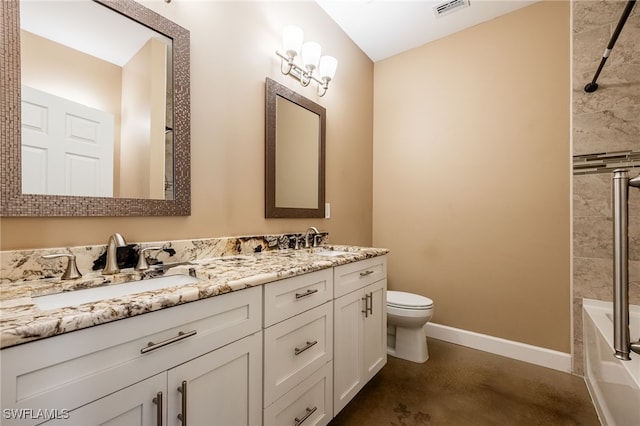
[{"left": 0, "top": 0, "right": 191, "bottom": 216}]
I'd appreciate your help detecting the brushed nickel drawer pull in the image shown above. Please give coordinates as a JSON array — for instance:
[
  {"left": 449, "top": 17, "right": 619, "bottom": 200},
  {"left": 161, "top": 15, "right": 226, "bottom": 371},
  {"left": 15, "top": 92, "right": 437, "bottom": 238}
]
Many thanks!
[
  {"left": 141, "top": 330, "right": 197, "bottom": 354},
  {"left": 294, "top": 340, "right": 318, "bottom": 355},
  {"left": 152, "top": 391, "right": 163, "bottom": 426},
  {"left": 359, "top": 270, "right": 374, "bottom": 277},
  {"left": 177, "top": 380, "right": 187, "bottom": 425},
  {"left": 294, "top": 406, "right": 317, "bottom": 426},
  {"left": 295, "top": 288, "right": 319, "bottom": 299}
]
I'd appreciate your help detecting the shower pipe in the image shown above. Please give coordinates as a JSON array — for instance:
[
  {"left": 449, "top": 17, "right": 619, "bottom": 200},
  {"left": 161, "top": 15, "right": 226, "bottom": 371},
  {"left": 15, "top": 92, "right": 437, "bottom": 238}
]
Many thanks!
[
  {"left": 584, "top": 0, "right": 636, "bottom": 93},
  {"left": 611, "top": 169, "right": 640, "bottom": 360}
]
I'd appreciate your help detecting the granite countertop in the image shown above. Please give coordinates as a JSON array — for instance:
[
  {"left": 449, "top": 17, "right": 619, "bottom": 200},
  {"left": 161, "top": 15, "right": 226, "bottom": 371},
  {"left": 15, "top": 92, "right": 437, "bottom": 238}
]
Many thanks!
[{"left": 0, "top": 245, "right": 388, "bottom": 349}]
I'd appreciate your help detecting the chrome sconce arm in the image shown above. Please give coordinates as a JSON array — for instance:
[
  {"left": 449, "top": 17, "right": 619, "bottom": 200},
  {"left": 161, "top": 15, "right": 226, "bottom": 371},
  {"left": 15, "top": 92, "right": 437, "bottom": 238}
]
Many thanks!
[
  {"left": 276, "top": 26, "right": 337, "bottom": 97},
  {"left": 276, "top": 51, "right": 330, "bottom": 95}
]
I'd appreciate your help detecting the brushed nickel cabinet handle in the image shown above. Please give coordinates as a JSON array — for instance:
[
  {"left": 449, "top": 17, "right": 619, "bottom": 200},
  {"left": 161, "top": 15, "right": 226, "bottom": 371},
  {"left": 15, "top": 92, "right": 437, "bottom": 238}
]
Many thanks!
[
  {"left": 141, "top": 330, "right": 197, "bottom": 354},
  {"left": 362, "top": 296, "right": 368, "bottom": 317},
  {"left": 152, "top": 391, "right": 163, "bottom": 426},
  {"left": 294, "top": 406, "right": 317, "bottom": 426},
  {"left": 177, "top": 380, "right": 187, "bottom": 425},
  {"left": 359, "top": 270, "right": 374, "bottom": 277},
  {"left": 294, "top": 340, "right": 318, "bottom": 356},
  {"left": 367, "top": 293, "right": 373, "bottom": 316},
  {"left": 295, "top": 289, "right": 318, "bottom": 299}
]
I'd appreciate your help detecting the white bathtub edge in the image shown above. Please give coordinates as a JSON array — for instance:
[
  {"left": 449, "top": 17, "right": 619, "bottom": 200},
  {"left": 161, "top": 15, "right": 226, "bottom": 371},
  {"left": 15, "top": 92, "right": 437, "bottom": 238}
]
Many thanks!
[
  {"left": 424, "top": 322, "right": 572, "bottom": 372},
  {"left": 582, "top": 298, "right": 640, "bottom": 426},
  {"left": 582, "top": 298, "right": 640, "bottom": 389}
]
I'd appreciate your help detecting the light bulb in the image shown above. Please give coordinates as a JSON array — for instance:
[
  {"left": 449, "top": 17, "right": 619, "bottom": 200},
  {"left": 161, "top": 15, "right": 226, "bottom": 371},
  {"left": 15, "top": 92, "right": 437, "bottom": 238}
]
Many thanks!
[
  {"left": 301, "top": 42, "right": 321, "bottom": 71},
  {"left": 282, "top": 26, "right": 303, "bottom": 58},
  {"left": 319, "top": 56, "right": 338, "bottom": 81}
]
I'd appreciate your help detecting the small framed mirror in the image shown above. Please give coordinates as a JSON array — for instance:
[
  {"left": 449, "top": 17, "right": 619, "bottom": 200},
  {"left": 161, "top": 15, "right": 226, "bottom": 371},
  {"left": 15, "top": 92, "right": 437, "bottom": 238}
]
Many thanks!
[{"left": 265, "top": 78, "right": 326, "bottom": 218}]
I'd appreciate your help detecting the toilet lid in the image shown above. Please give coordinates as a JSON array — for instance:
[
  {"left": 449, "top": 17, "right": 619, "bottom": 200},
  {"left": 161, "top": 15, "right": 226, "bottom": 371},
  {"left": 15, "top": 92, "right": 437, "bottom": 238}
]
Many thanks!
[{"left": 387, "top": 291, "right": 433, "bottom": 309}]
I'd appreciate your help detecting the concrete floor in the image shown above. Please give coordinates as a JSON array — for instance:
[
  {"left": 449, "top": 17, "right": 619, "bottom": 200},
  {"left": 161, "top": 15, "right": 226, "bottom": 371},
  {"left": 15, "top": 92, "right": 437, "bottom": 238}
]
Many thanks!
[{"left": 330, "top": 339, "right": 601, "bottom": 426}]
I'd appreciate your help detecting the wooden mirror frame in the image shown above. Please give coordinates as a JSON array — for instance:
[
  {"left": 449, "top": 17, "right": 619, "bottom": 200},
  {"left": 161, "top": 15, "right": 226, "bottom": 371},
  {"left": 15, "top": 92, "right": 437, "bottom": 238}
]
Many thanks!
[
  {"left": 265, "top": 77, "right": 326, "bottom": 219},
  {"left": 0, "top": 0, "right": 191, "bottom": 216}
]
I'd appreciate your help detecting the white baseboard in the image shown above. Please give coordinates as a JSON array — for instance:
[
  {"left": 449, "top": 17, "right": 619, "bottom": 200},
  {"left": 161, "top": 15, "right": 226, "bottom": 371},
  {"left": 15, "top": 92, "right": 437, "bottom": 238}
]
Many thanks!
[{"left": 425, "top": 322, "right": 572, "bottom": 373}]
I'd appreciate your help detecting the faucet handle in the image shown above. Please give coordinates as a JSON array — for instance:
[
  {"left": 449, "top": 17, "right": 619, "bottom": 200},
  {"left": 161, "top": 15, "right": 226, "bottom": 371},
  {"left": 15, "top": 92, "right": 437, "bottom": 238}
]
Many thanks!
[
  {"left": 42, "top": 253, "right": 82, "bottom": 280},
  {"left": 136, "top": 246, "right": 163, "bottom": 271},
  {"left": 290, "top": 235, "right": 300, "bottom": 250}
]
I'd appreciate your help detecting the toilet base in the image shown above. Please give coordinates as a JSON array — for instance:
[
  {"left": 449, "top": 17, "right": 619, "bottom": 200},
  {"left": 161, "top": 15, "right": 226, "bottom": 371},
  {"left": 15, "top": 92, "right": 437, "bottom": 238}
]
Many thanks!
[{"left": 387, "top": 324, "right": 429, "bottom": 363}]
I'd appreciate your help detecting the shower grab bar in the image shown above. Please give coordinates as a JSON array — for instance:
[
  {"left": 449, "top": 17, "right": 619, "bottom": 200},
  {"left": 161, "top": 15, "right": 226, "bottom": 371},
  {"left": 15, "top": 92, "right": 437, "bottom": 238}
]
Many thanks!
[{"left": 611, "top": 169, "right": 640, "bottom": 360}]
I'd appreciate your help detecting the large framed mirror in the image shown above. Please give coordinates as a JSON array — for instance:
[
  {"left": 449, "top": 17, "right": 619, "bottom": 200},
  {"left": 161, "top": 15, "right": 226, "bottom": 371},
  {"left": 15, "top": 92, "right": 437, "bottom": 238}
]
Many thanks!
[
  {"left": 265, "top": 78, "right": 325, "bottom": 218},
  {"left": 0, "top": 0, "right": 190, "bottom": 216}
]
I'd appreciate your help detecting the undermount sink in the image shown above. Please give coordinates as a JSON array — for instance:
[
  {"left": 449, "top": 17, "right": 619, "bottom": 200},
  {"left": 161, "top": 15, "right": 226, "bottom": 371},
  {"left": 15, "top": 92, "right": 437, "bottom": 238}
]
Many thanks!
[
  {"left": 315, "top": 250, "right": 351, "bottom": 257},
  {"left": 191, "top": 255, "right": 255, "bottom": 265},
  {"left": 33, "top": 274, "right": 202, "bottom": 311}
]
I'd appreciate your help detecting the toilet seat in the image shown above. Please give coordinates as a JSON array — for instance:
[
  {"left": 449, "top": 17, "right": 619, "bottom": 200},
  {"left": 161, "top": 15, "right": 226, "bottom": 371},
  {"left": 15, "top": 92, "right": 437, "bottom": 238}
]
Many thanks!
[{"left": 387, "top": 291, "right": 433, "bottom": 310}]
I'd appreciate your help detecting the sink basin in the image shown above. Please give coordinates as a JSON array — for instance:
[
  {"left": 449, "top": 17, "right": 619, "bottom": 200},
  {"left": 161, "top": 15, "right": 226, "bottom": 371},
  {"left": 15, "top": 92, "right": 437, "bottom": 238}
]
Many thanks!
[
  {"left": 33, "top": 274, "right": 202, "bottom": 311},
  {"left": 315, "top": 250, "right": 351, "bottom": 257},
  {"left": 191, "top": 255, "right": 255, "bottom": 265}
]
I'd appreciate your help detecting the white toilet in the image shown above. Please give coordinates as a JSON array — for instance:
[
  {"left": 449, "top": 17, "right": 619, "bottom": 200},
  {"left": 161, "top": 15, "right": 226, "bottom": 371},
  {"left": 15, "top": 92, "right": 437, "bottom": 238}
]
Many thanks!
[{"left": 386, "top": 291, "right": 434, "bottom": 363}]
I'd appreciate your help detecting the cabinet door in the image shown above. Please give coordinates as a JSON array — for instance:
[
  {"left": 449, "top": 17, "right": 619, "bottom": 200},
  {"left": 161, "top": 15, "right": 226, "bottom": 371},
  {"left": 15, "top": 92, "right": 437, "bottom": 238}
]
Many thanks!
[
  {"left": 167, "top": 332, "right": 262, "bottom": 426},
  {"left": 363, "top": 279, "right": 387, "bottom": 382},
  {"left": 41, "top": 373, "right": 165, "bottom": 426},
  {"left": 333, "top": 288, "right": 365, "bottom": 416}
]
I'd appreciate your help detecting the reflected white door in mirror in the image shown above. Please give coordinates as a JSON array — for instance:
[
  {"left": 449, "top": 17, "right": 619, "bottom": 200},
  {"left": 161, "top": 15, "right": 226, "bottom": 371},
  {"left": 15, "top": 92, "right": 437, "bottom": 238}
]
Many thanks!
[{"left": 21, "top": 86, "right": 115, "bottom": 197}]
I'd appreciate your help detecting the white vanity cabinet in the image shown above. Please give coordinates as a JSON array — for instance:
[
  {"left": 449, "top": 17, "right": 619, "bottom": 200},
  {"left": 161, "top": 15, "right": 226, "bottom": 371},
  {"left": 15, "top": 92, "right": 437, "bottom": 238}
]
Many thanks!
[
  {"left": 262, "top": 269, "right": 334, "bottom": 426},
  {"left": 333, "top": 256, "right": 387, "bottom": 416},
  {"left": 1, "top": 252, "right": 389, "bottom": 426},
  {"left": 1, "top": 286, "right": 263, "bottom": 426}
]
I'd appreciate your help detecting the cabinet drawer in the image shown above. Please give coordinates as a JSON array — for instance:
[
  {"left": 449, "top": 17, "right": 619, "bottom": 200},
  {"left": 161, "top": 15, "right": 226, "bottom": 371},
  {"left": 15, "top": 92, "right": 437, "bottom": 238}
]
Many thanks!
[
  {"left": 264, "top": 361, "right": 333, "bottom": 426},
  {"left": 264, "top": 302, "right": 333, "bottom": 407},
  {"left": 0, "top": 286, "right": 261, "bottom": 425},
  {"left": 334, "top": 255, "right": 387, "bottom": 298},
  {"left": 264, "top": 268, "right": 333, "bottom": 327}
]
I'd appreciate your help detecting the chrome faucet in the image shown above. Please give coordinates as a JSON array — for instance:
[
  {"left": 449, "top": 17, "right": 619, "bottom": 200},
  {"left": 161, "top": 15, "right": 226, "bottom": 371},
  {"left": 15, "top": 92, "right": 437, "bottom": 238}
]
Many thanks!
[
  {"left": 304, "top": 227, "right": 319, "bottom": 249},
  {"left": 103, "top": 233, "right": 127, "bottom": 275}
]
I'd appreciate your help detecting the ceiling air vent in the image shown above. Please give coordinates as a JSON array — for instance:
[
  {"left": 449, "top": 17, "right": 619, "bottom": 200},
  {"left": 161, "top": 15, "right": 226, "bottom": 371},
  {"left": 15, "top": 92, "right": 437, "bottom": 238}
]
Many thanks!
[{"left": 433, "top": 0, "right": 470, "bottom": 18}]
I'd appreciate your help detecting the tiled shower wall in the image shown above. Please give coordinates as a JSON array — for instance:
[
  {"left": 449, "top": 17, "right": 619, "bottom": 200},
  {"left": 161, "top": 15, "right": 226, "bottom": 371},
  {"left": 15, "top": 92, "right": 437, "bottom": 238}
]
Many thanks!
[{"left": 572, "top": 0, "right": 640, "bottom": 375}]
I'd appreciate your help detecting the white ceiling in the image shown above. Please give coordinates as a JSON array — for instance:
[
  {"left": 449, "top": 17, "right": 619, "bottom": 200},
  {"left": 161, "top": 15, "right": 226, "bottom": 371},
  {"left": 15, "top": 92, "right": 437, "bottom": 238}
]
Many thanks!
[
  {"left": 20, "top": 0, "right": 170, "bottom": 67},
  {"left": 315, "top": 0, "right": 539, "bottom": 62},
  {"left": 22, "top": 1, "right": 537, "bottom": 66}
]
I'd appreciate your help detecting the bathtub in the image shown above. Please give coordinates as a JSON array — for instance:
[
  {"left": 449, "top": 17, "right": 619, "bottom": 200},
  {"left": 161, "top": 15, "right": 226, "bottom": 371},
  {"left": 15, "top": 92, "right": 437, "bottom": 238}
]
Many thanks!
[{"left": 583, "top": 298, "right": 640, "bottom": 426}]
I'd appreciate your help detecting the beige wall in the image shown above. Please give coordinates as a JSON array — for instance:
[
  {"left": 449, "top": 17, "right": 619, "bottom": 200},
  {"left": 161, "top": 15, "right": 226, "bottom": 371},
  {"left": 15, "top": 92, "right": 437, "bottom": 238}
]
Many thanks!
[
  {"left": 373, "top": 1, "right": 571, "bottom": 352},
  {"left": 120, "top": 38, "right": 167, "bottom": 199},
  {"left": 275, "top": 97, "right": 320, "bottom": 209},
  {"left": 1, "top": 1, "right": 374, "bottom": 250}
]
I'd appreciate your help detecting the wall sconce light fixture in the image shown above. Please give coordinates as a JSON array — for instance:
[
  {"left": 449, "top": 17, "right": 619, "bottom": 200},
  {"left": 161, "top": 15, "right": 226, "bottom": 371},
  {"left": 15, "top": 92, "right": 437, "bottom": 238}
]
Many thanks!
[{"left": 276, "top": 25, "right": 338, "bottom": 97}]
